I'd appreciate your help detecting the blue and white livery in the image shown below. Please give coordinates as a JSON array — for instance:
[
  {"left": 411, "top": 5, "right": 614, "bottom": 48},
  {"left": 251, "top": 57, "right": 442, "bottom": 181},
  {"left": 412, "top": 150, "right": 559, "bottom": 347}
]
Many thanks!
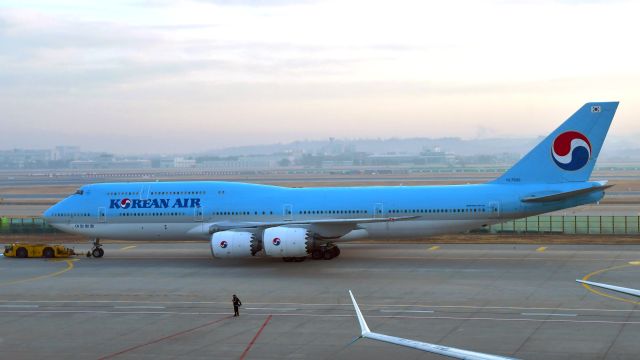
[{"left": 44, "top": 102, "right": 619, "bottom": 261}]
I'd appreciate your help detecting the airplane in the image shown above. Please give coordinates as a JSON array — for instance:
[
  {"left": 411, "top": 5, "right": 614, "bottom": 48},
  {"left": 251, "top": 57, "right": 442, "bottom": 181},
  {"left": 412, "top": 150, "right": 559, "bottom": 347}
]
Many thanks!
[
  {"left": 348, "top": 290, "right": 518, "bottom": 359},
  {"left": 576, "top": 279, "right": 640, "bottom": 298},
  {"left": 43, "top": 102, "right": 618, "bottom": 261}
]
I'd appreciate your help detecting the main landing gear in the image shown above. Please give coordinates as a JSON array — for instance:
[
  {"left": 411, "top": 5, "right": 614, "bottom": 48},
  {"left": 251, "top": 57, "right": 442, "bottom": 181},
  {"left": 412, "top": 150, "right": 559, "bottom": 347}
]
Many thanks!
[
  {"left": 311, "top": 244, "right": 340, "bottom": 260},
  {"left": 86, "top": 238, "right": 104, "bottom": 258},
  {"left": 281, "top": 244, "right": 341, "bottom": 262}
]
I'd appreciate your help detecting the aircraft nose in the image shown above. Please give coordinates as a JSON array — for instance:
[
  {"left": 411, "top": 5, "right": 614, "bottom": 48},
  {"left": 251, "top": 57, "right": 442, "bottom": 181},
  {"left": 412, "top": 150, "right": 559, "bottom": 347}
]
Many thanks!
[
  {"left": 43, "top": 205, "right": 54, "bottom": 221},
  {"left": 43, "top": 203, "right": 59, "bottom": 223}
]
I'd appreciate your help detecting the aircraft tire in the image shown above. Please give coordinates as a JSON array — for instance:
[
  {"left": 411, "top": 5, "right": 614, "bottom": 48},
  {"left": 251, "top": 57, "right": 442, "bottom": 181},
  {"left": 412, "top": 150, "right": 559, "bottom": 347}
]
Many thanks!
[
  {"left": 333, "top": 247, "right": 340, "bottom": 258},
  {"left": 323, "top": 250, "right": 334, "bottom": 260},
  {"left": 311, "top": 249, "right": 323, "bottom": 260},
  {"left": 92, "top": 248, "right": 104, "bottom": 258}
]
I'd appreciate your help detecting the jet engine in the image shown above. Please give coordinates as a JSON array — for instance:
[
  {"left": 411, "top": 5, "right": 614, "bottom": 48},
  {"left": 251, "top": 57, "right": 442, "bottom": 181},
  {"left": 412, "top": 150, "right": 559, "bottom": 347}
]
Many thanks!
[
  {"left": 263, "top": 227, "right": 313, "bottom": 257},
  {"left": 210, "top": 231, "right": 261, "bottom": 258}
]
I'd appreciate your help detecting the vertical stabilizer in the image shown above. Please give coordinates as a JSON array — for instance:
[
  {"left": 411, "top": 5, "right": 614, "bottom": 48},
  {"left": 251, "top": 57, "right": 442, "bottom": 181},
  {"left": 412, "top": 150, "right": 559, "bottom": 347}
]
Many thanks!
[{"left": 494, "top": 102, "right": 618, "bottom": 184}]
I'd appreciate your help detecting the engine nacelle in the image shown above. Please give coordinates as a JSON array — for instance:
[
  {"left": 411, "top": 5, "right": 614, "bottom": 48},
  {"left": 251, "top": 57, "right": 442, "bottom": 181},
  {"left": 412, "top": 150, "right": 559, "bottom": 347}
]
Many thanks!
[
  {"left": 210, "top": 231, "right": 261, "bottom": 258},
  {"left": 263, "top": 227, "right": 313, "bottom": 257}
]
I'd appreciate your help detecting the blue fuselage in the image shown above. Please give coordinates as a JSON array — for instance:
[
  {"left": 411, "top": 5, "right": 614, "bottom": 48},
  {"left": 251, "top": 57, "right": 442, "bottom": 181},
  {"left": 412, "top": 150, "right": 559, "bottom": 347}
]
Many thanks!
[{"left": 44, "top": 181, "right": 604, "bottom": 241}]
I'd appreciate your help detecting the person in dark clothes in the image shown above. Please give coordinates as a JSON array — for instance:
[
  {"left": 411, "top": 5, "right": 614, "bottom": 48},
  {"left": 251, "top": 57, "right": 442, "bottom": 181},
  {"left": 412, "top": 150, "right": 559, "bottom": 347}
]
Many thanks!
[{"left": 232, "top": 294, "right": 242, "bottom": 317}]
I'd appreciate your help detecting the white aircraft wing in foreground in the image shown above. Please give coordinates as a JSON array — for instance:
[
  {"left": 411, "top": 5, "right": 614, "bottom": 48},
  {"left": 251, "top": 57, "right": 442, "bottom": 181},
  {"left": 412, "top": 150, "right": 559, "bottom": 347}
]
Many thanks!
[
  {"left": 576, "top": 280, "right": 640, "bottom": 297},
  {"left": 348, "top": 291, "right": 518, "bottom": 360}
]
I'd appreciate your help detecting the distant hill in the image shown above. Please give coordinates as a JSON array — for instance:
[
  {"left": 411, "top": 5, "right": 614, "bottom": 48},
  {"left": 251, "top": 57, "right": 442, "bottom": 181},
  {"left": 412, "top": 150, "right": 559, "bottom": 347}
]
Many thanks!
[
  {"left": 199, "top": 135, "right": 640, "bottom": 162},
  {"left": 204, "top": 137, "right": 543, "bottom": 157}
]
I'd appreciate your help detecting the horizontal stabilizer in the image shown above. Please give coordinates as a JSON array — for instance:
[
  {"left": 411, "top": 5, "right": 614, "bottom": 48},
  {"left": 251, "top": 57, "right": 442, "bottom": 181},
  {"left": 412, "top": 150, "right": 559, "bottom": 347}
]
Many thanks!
[{"left": 521, "top": 183, "right": 612, "bottom": 203}]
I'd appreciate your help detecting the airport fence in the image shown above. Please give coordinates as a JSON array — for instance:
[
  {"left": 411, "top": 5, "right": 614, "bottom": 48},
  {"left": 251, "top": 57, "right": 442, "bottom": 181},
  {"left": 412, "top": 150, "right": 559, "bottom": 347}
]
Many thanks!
[
  {"left": 489, "top": 215, "right": 640, "bottom": 235},
  {"left": 0, "top": 217, "right": 61, "bottom": 234},
  {"left": 1, "top": 215, "right": 639, "bottom": 235}
]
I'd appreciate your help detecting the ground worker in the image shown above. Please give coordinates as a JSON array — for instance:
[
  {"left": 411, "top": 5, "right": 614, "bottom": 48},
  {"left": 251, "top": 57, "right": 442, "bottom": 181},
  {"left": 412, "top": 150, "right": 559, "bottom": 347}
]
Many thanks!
[{"left": 232, "top": 294, "right": 242, "bottom": 317}]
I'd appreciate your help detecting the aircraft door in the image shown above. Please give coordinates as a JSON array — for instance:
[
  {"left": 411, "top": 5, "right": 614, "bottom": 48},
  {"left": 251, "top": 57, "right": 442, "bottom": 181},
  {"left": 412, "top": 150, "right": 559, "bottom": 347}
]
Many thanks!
[
  {"left": 140, "top": 184, "right": 151, "bottom": 200},
  {"left": 98, "top": 207, "right": 106, "bottom": 223},
  {"left": 283, "top": 204, "right": 293, "bottom": 221},
  {"left": 374, "top": 203, "right": 384, "bottom": 218},
  {"left": 487, "top": 201, "right": 500, "bottom": 218},
  {"left": 194, "top": 206, "right": 204, "bottom": 222}
]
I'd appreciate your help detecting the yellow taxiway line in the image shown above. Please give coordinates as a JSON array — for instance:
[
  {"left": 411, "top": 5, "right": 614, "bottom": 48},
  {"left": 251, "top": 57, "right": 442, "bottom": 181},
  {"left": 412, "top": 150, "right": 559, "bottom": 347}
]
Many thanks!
[
  {"left": 536, "top": 247, "right": 547, "bottom": 252},
  {"left": 427, "top": 246, "right": 440, "bottom": 251},
  {"left": 120, "top": 245, "right": 137, "bottom": 251},
  {"left": 580, "top": 261, "right": 640, "bottom": 305},
  {"left": 0, "top": 259, "right": 77, "bottom": 288}
]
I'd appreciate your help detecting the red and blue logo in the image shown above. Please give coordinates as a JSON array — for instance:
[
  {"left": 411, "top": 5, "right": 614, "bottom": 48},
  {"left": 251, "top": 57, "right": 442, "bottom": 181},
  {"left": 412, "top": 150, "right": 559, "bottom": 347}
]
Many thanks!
[
  {"left": 272, "top": 237, "right": 281, "bottom": 246},
  {"left": 220, "top": 240, "right": 228, "bottom": 249},
  {"left": 551, "top": 131, "right": 591, "bottom": 171},
  {"left": 119, "top": 198, "right": 132, "bottom": 209}
]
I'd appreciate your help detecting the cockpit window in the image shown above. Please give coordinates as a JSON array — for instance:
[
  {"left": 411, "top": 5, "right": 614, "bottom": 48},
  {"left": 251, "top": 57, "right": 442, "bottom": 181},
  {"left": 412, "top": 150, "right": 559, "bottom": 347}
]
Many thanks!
[{"left": 74, "top": 189, "right": 84, "bottom": 195}]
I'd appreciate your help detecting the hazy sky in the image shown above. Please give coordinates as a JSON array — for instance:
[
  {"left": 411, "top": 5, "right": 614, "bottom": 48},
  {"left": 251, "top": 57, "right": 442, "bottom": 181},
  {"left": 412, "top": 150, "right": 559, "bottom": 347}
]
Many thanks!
[{"left": 1, "top": 0, "right": 639, "bottom": 154}]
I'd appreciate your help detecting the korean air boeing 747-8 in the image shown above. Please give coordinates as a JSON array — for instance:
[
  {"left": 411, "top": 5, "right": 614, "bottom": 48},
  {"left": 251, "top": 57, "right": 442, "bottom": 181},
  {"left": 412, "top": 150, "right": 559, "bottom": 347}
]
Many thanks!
[{"left": 44, "top": 102, "right": 618, "bottom": 261}]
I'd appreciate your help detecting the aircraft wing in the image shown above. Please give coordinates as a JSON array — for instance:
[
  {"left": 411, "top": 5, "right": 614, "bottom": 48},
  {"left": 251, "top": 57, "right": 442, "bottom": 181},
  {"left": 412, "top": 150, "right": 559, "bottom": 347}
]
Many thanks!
[
  {"left": 206, "top": 216, "right": 418, "bottom": 237},
  {"left": 576, "top": 280, "right": 640, "bottom": 297},
  {"left": 348, "top": 291, "right": 519, "bottom": 360}
]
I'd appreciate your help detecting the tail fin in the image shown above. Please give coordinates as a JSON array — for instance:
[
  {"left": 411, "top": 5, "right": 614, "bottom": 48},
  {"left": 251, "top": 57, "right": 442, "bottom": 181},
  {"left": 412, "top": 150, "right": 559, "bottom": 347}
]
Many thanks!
[{"left": 494, "top": 102, "right": 618, "bottom": 184}]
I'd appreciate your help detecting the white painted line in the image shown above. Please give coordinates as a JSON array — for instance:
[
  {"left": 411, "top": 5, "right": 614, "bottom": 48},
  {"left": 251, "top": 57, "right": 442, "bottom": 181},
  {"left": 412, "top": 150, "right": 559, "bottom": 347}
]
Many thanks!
[
  {"left": 375, "top": 256, "right": 633, "bottom": 262},
  {"left": 521, "top": 313, "right": 577, "bottom": 317},
  {"left": 246, "top": 307, "right": 297, "bottom": 311},
  {"left": 0, "top": 300, "right": 638, "bottom": 313},
  {"left": 0, "top": 310, "right": 637, "bottom": 325},
  {"left": 113, "top": 306, "right": 166, "bottom": 309},
  {"left": 0, "top": 304, "right": 38, "bottom": 308},
  {"left": 380, "top": 310, "right": 434, "bottom": 313}
]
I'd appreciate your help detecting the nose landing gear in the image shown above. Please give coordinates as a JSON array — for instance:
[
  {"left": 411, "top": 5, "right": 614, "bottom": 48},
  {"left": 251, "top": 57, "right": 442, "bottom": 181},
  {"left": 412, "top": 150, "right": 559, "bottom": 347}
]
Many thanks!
[{"left": 86, "top": 238, "right": 104, "bottom": 258}]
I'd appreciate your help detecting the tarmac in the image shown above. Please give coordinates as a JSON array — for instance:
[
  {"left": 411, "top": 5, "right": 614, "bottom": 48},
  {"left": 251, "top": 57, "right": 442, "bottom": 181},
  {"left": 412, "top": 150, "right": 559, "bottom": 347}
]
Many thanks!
[{"left": 2, "top": 243, "right": 640, "bottom": 359}]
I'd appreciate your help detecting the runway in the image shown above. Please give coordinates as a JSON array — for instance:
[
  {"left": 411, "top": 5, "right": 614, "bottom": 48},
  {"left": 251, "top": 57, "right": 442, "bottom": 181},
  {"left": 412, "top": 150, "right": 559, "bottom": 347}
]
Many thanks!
[{"left": 2, "top": 243, "right": 640, "bottom": 359}]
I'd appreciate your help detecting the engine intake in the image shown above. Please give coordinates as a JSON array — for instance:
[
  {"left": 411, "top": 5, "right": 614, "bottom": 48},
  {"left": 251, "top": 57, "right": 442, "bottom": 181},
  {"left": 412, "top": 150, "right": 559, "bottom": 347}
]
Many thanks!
[
  {"left": 263, "top": 227, "right": 313, "bottom": 257},
  {"left": 210, "top": 231, "right": 261, "bottom": 258}
]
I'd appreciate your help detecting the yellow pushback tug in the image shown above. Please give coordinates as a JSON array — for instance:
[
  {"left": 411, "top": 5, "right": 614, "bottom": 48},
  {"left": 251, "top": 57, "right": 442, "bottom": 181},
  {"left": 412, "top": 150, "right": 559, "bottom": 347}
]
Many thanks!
[{"left": 3, "top": 243, "right": 77, "bottom": 258}]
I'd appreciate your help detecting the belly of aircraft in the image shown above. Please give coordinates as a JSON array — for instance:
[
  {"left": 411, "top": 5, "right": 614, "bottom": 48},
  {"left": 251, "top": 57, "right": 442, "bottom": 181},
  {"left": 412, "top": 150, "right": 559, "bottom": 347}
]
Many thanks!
[
  {"left": 356, "top": 219, "right": 496, "bottom": 239},
  {"left": 53, "top": 218, "right": 499, "bottom": 242},
  {"left": 53, "top": 222, "right": 203, "bottom": 241}
]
